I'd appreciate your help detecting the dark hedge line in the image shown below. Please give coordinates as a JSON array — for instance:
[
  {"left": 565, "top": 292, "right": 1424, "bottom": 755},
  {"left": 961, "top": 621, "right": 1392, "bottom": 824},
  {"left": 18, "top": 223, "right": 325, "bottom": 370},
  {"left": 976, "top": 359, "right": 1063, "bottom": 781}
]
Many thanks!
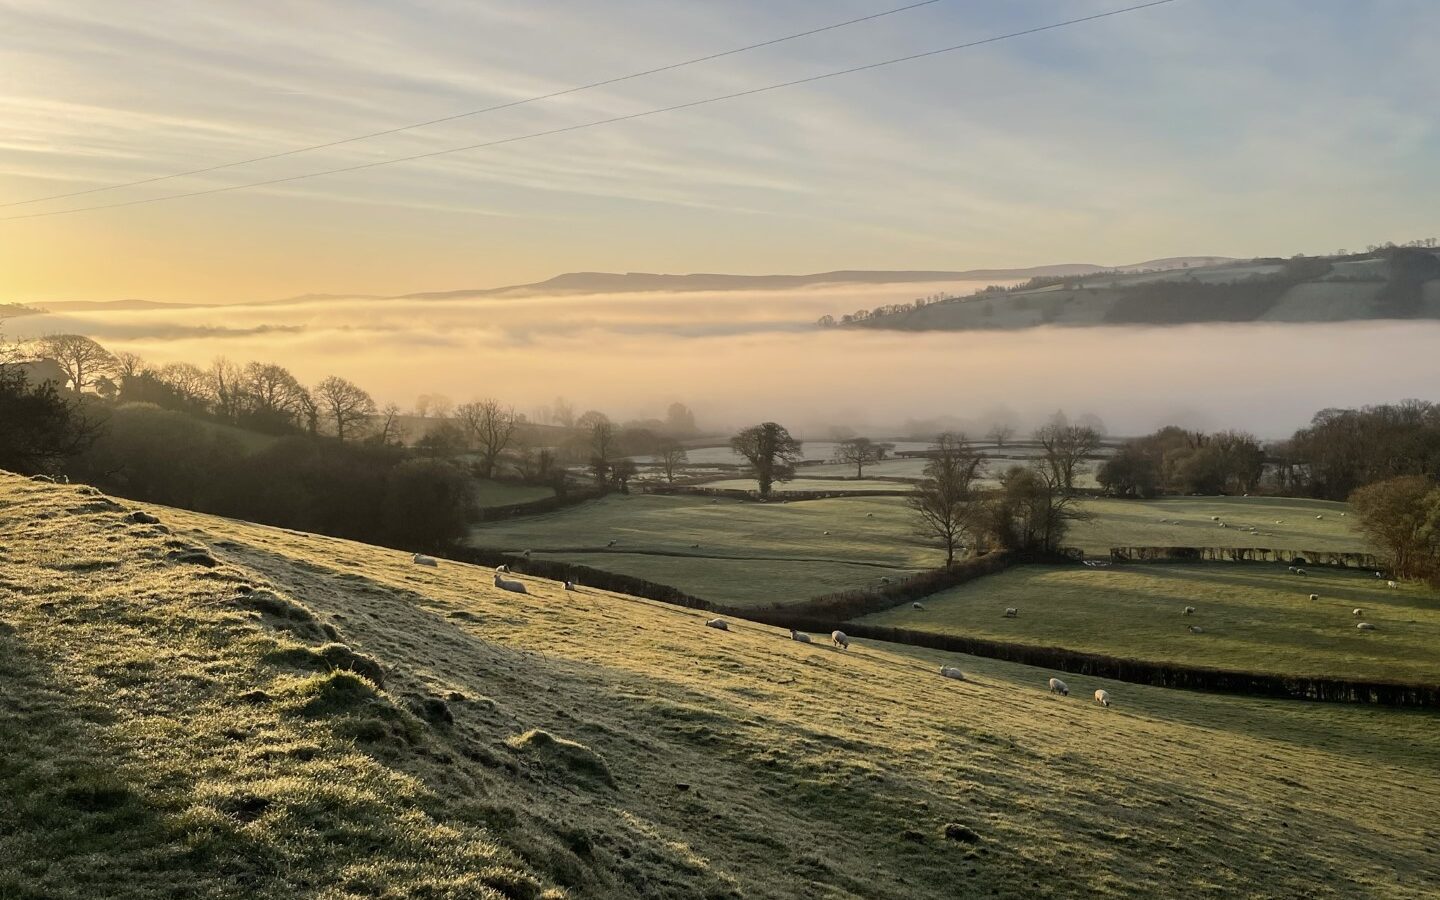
[
  {"left": 475, "top": 485, "right": 606, "bottom": 521},
  {"left": 1109, "top": 546, "right": 1383, "bottom": 569}
]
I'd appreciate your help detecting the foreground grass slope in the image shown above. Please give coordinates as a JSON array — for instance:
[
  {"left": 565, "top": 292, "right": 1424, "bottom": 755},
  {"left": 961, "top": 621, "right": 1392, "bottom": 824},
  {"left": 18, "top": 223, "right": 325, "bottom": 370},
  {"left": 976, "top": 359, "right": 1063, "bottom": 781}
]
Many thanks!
[
  {"left": 6, "top": 474, "right": 1439, "bottom": 898},
  {"left": 859, "top": 563, "right": 1440, "bottom": 682}
]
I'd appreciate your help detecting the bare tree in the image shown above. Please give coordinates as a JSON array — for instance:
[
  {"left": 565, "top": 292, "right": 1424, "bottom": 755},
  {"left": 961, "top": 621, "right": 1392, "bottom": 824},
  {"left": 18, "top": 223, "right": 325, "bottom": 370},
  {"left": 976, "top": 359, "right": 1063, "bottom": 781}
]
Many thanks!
[
  {"left": 832, "top": 437, "right": 885, "bottom": 478},
  {"left": 611, "top": 457, "right": 638, "bottom": 494},
  {"left": 1035, "top": 412, "right": 1101, "bottom": 494},
  {"left": 157, "top": 362, "right": 210, "bottom": 407},
  {"left": 657, "top": 438, "right": 688, "bottom": 483},
  {"left": 207, "top": 357, "right": 245, "bottom": 422},
  {"left": 730, "top": 422, "right": 803, "bottom": 499},
  {"left": 374, "top": 403, "right": 406, "bottom": 446},
  {"left": 242, "top": 362, "right": 306, "bottom": 427},
  {"left": 455, "top": 398, "right": 517, "bottom": 478},
  {"left": 908, "top": 433, "right": 985, "bottom": 566},
  {"left": 313, "top": 375, "right": 375, "bottom": 442},
  {"left": 986, "top": 423, "right": 1016, "bottom": 448},
  {"left": 112, "top": 351, "right": 148, "bottom": 380},
  {"left": 33, "top": 334, "right": 116, "bottom": 393}
]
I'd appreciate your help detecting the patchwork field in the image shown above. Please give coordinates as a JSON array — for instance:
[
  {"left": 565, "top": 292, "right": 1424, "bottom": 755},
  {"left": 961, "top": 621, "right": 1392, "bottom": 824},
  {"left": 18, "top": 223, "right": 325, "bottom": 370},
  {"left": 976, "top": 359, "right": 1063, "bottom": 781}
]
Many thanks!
[
  {"left": 5, "top": 473, "right": 1439, "bottom": 898},
  {"left": 1066, "top": 496, "right": 1363, "bottom": 556},
  {"left": 857, "top": 563, "right": 1440, "bottom": 683}
]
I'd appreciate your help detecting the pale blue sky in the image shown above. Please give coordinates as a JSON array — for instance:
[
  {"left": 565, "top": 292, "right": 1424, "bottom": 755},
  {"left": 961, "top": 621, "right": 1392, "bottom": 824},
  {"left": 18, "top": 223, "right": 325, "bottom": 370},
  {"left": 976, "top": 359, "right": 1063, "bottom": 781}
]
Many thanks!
[{"left": 1, "top": 0, "right": 1436, "bottom": 300}]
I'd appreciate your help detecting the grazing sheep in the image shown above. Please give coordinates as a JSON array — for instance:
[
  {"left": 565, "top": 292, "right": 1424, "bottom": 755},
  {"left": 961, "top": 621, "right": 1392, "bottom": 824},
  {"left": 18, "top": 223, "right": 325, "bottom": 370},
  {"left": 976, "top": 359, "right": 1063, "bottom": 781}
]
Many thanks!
[
  {"left": 1003, "top": 607, "right": 1018, "bottom": 618},
  {"left": 1308, "top": 593, "right": 1319, "bottom": 601},
  {"left": 789, "top": 628, "right": 812, "bottom": 644},
  {"left": 1183, "top": 606, "right": 1196, "bottom": 615},
  {"left": 831, "top": 630, "right": 850, "bottom": 650},
  {"left": 912, "top": 602, "right": 926, "bottom": 611},
  {"left": 939, "top": 666, "right": 965, "bottom": 681},
  {"left": 1287, "top": 566, "right": 1297, "bottom": 574},
  {"left": 493, "top": 573, "right": 528, "bottom": 594},
  {"left": 412, "top": 553, "right": 438, "bottom": 567},
  {"left": 1210, "top": 516, "right": 1220, "bottom": 521},
  {"left": 1048, "top": 678, "right": 1069, "bottom": 697},
  {"left": 1187, "top": 625, "right": 1205, "bottom": 634},
  {"left": 705, "top": 618, "right": 729, "bottom": 631},
  {"left": 1352, "top": 608, "right": 1364, "bottom": 617},
  {"left": 1387, "top": 580, "right": 1399, "bottom": 589},
  {"left": 1296, "top": 568, "right": 1307, "bottom": 576},
  {"left": 823, "top": 531, "right": 831, "bottom": 536},
  {"left": 1315, "top": 514, "right": 1323, "bottom": 520},
  {"left": 1094, "top": 689, "right": 1111, "bottom": 707},
  {"left": 1356, "top": 622, "right": 1376, "bottom": 631},
  {"left": 564, "top": 580, "right": 576, "bottom": 591},
  {"left": 866, "top": 512, "right": 875, "bottom": 518},
  {"left": 495, "top": 564, "right": 509, "bottom": 573},
  {"left": 1375, "top": 571, "right": 1385, "bottom": 578}
]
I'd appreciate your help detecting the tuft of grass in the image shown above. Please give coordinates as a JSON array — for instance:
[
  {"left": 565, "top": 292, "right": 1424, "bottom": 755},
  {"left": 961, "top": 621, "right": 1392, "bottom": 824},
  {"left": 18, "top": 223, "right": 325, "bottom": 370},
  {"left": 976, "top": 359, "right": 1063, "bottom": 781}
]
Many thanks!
[{"left": 506, "top": 729, "right": 616, "bottom": 790}]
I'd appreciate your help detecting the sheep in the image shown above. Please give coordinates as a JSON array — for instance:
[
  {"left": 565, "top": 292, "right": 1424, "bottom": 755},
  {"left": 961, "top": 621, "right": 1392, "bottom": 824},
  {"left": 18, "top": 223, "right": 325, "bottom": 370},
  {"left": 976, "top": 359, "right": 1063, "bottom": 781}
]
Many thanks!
[
  {"left": 939, "top": 666, "right": 965, "bottom": 681},
  {"left": 1387, "top": 580, "right": 1399, "bottom": 589},
  {"left": 412, "top": 553, "right": 438, "bottom": 567},
  {"left": 1048, "top": 678, "right": 1069, "bottom": 697},
  {"left": 1356, "top": 622, "right": 1376, "bottom": 631},
  {"left": 789, "top": 628, "right": 812, "bottom": 644},
  {"left": 1094, "top": 689, "right": 1111, "bottom": 707},
  {"left": 1182, "top": 606, "right": 1196, "bottom": 615},
  {"left": 1352, "top": 608, "right": 1364, "bottom": 617},
  {"left": 912, "top": 602, "right": 926, "bottom": 611},
  {"left": 831, "top": 630, "right": 850, "bottom": 650},
  {"left": 1287, "top": 566, "right": 1297, "bottom": 574},
  {"left": 493, "top": 573, "right": 528, "bottom": 594},
  {"left": 705, "top": 618, "right": 729, "bottom": 631},
  {"left": 823, "top": 530, "right": 831, "bottom": 536},
  {"left": 521, "top": 549, "right": 532, "bottom": 559},
  {"left": 1296, "top": 568, "right": 1307, "bottom": 576},
  {"left": 866, "top": 512, "right": 875, "bottom": 518},
  {"left": 1308, "top": 593, "right": 1319, "bottom": 602},
  {"left": 1210, "top": 515, "right": 1220, "bottom": 521},
  {"left": 1187, "top": 625, "right": 1205, "bottom": 634},
  {"left": 1315, "top": 514, "right": 1323, "bottom": 520},
  {"left": 1003, "top": 607, "right": 1018, "bottom": 618},
  {"left": 564, "top": 580, "right": 576, "bottom": 591},
  {"left": 495, "top": 564, "right": 509, "bottom": 573}
]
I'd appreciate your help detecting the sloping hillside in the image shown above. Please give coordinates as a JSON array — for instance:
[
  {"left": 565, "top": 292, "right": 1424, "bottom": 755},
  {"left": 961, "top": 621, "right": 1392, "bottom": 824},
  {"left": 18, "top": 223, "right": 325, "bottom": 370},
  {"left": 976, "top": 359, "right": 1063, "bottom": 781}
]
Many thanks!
[{"left": 3, "top": 474, "right": 1439, "bottom": 898}]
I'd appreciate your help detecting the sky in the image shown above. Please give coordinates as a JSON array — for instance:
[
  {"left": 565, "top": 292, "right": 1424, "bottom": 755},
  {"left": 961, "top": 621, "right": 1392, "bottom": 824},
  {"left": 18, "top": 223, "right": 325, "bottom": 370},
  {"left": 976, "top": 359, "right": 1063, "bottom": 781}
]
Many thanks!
[{"left": 1, "top": 0, "right": 1438, "bottom": 303}]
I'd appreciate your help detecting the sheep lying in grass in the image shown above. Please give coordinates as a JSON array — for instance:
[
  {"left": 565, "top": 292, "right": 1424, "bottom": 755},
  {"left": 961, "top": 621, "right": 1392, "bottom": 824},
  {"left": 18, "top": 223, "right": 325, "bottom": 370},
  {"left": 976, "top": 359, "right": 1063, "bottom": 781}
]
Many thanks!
[
  {"left": 789, "top": 628, "right": 812, "bottom": 644},
  {"left": 1356, "top": 622, "right": 1376, "bottom": 631},
  {"left": 1309, "top": 593, "right": 1319, "bottom": 601},
  {"left": 831, "top": 630, "right": 850, "bottom": 650},
  {"left": 1003, "top": 607, "right": 1018, "bottom": 618},
  {"left": 1094, "top": 689, "right": 1111, "bottom": 707},
  {"left": 1187, "top": 624, "right": 1205, "bottom": 634},
  {"left": 705, "top": 618, "right": 729, "bottom": 631},
  {"left": 1352, "top": 608, "right": 1364, "bottom": 617},
  {"left": 495, "top": 564, "right": 509, "bottom": 573},
  {"left": 939, "top": 666, "right": 965, "bottom": 681},
  {"left": 412, "top": 553, "right": 438, "bottom": 567},
  {"left": 912, "top": 602, "right": 926, "bottom": 611},
  {"left": 1183, "top": 606, "right": 1196, "bottom": 615},
  {"left": 493, "top": 573, "right": 527, "bottom": 594},
  {"left": 1315, "top": 514, "right": 1323, "bottom": 520},
  {"left": 1048, "top": 678, "right": 1069, "bottom": 697}
]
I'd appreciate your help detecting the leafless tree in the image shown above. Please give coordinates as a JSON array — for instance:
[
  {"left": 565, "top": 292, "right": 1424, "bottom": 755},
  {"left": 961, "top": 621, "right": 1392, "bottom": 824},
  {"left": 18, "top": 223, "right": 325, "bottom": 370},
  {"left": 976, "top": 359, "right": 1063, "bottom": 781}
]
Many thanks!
[
  {"left": 242, "top": 362, "right": 306, "bottom": 423},
  {"left": 657, "top": 438, "right": 688, "bottom": 483},
  {"left": 986, "top": 423, "right": 1016, "bottom": 448},
  {"left": 833, "top": 437, "right": 885, "bottom": 478},
  {"left": 375, "top": 403, "right": 406, "bottom": 446},
  {"left": 908, "top": 433, "right": 984, "bottom": 566},
  {"left": 1035, "top": 412, "right": 1101, "bottom": 495},
  {"left": 730, "top": 422, "right": 803, "bottom": 499},
  {"left": 207, "top": 357, "right": 246, "bottom": 422},
  {"left": 33, "top": 334, "right": 116, "bottom": 393},
  {"left": 112, "top": 351, "right": 148, "bottom": 380},
  {"left": 157, "top": 362, "right": 210, "bottom": 406},
  {"left": 313, "top": 375, "right": 375, "bottom": 442},
  {"left": 456, "top": 398, "right": 517, "bottom": 478}
]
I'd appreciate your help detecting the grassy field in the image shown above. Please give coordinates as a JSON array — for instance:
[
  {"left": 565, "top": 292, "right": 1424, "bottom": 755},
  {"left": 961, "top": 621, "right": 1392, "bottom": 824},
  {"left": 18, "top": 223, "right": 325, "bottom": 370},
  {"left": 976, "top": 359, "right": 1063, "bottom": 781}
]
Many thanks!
[
  {"left": 5, "top": 473, "right": 1439, "bottom": 898},
  {"left": 1066, "top": 495, "right": 1363, "bottom": 555},
  {"left": 857, "top": 563, "right": 1440, "bottom": 682},
  {"left": 696, "top": 477, "right": 911, "bottom": 493},
  {"left": 469, "top": 493, "right": 936, "bottom": 606},
  {"left": 472, "top": 478, "right": 554, "bottom": 509}
]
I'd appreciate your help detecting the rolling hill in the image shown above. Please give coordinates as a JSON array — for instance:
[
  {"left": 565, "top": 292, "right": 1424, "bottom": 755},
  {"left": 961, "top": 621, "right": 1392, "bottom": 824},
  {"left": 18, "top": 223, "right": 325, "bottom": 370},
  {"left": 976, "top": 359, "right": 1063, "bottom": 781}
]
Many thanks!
[{"left": 5, "top": 472, "right": 1439, "bottom": 898}]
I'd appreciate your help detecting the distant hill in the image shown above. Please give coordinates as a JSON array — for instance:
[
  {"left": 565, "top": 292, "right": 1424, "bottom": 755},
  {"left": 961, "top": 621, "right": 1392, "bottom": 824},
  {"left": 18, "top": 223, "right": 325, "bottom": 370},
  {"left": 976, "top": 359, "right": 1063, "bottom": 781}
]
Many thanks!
[
  {"left": 30, "top": 299, "right": 201, "bottom": 312},
  {"left": 836, "top": 249, "right": 1440, "bottom": 331}
]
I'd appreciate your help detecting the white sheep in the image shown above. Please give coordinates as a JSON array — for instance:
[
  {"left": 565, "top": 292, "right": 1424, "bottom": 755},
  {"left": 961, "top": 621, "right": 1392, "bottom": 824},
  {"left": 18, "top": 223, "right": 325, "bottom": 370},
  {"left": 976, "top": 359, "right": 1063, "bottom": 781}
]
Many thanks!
[
  {"left": 1352, "top": 608, "right": 1363, "bottom": 617},
  {"left": 1287, "top": 566, "right": 1297, "bottom": 574},
  {"left": 1308, "top": 593, "right": 1319, "bottom": 601},
  {"left": 912, "top": 602, "right": 926, "bottom": 611},
  {"left": 1183, "top": 606, "right": 1196, "bottom": 615},
  {"left": 789, "top": 628, "right": 812, "bottom": 644},
  {"left": 1296, "top": 568, "right": 1308, "bottom": 576},
  {"left": 939, "top": 666, "right": 965, "bottom": 680},
  {"left": 493, "top": 573, "right": 528, "bottom": 594},
  {"left": 1048, "top": 677, "right": 1069, "bottom": 697},
  {"left": 1315, "top": 514, "right": 1323, "bottom": 520},
  {"left": 1387, "top": 580, "right": 1399, "bottom": 589},
  {"left": 1356, "top": 622, "right": 1376, "bottom": 631},
  {"left": 1094, "top": 689, "right": 1111, "bottom": 707},
  {"left": 831, "top": 630, "right": 850, "bottom": 650},
  {"left": 412, "top": 553, "right": 438, "bottom": 567},
  {"left": 1003, "top": 607, "right": 1018, "bottom": 618},
  {"left": 1187, "top": 624, "right": 1205, "bottom": 634},
  {"left": 564, "top": 580, "right": 576, "bottom": 591},
  {"left": 1210, "top": 516, "right": 1220, "bottom": 521},
  {"left": 823, "top": 531, "right": 831, "bottom": 535},
  {"left": 705, "top": 618, "right": 729, "bottom": 631},
  {"left": 495, "top": 564, "right": 509, "bottom": 573}
]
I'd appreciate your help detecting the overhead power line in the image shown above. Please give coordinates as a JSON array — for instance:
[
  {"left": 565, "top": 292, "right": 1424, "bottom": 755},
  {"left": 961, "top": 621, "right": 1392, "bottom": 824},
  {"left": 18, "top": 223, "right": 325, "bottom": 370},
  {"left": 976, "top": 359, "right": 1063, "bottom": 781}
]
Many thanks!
[
  {"left": 3, "top": 0, "right": 1180, "bottom": 223},
  {"left": 1, "top": 0, "right": 944, "bottom": 208}
]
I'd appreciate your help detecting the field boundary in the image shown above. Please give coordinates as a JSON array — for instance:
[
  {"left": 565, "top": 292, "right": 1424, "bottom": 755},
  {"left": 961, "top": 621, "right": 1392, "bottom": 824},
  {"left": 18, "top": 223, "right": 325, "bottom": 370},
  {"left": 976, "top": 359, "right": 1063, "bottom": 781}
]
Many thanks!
[
  {"left": 1109, "top": 546, "right": 1382, "bottom": 569},
  {"left": 475, "top": 486, "right": 606, "bottom": 521}
]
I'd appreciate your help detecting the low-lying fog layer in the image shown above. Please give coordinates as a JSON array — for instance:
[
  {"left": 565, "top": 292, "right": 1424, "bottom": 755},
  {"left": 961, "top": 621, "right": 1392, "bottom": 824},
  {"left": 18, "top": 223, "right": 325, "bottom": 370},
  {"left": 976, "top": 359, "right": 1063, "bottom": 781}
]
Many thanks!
[{"left": 9, "top": 281, "right": 1438, "bottom": 438}]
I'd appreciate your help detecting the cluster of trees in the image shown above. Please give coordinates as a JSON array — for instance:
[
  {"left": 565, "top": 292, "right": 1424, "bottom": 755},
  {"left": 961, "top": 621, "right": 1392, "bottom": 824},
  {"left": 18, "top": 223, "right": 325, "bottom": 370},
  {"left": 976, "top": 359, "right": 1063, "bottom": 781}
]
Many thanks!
[
  {"left": 831, "top": 437, "right": 894, "bottom": 477},
  {"left": 1099, "top": 428, "right": 1264, "bottom": 498},
  {"left": 1350, "top": 476, "right": 1440, "bottom": 584},
  {"left": 1274, "top": 401, "right": 1440, "bottom": 501}
]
